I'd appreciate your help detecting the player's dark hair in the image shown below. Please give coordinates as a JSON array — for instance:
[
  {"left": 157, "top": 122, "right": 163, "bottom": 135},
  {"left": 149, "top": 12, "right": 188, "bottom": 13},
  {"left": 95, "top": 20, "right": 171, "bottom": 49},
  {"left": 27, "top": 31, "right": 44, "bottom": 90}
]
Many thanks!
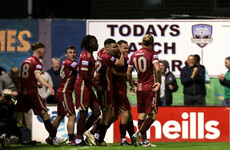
[
  {"left": 104, "top": 38, "right": 116, "bottom": 47},
  {"left": 142, "top": 34, "right": 154, "bottom": 46},
  {"left": 80, "top": 35, "right": 97, "bottom": 50},
  {"left": 226, "top": 56, "right": 230, "bottom": 61},
  {"left": 65, "top": 45, "right": 76, "bottom": 53},
  {"left": 117, "top": 40, "right": 128, "bottom": 45},
  {"left": 194, "top": 54, "right": 201, "bottom": 63},
  {"left": 32, "top": 42, "right": 45, "bottom": 51}
]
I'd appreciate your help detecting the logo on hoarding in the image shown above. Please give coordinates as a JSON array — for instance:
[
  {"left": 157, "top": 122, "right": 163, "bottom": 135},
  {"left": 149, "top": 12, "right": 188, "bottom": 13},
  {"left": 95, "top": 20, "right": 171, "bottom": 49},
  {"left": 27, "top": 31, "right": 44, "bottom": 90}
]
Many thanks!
[
  {"left": 114, "top": 110, "right": 223, "bottom": 143},
  {"left": 191, "top": 24, "right": 213, "bottom": 48},
  {"left": 152, "top": 112, "right": 220, "bottom": 140}
]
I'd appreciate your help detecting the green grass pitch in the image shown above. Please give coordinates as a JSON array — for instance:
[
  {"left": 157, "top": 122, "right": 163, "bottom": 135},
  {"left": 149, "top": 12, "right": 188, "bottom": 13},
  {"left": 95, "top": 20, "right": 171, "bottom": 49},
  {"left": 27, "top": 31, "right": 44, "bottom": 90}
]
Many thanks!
[{"left": 1, "top": 142, "right": 230, "bottom": 150}]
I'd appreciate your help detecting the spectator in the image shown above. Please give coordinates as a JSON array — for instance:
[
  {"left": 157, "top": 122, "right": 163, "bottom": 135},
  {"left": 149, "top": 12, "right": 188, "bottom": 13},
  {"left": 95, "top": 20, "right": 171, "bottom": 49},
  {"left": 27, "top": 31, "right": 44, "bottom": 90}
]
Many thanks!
[
  {"left": 0, "top": 64, "right": 6, "bottom": 76},
  {"left": 0, "top": 66, "right": 19, "bottom": 99},
  {"left": 47, "top": 58, "right": 61, "bottom": 104},
  {"left": 194, "top": 54, "right": 210, "bottom": 84},
  {"left": 0, "top": 89, "right": 36, "bottom": 147},
  {"left": 38, "top": 59, "right": 53, "bottom": 103},
  {"left": 159, "top": 60, "right": 178, "bottom": 106},
  {"left": 180, "top": 55, "right": 206, "bottom": 106},
  {"left": 218, "top": 56, "right": 230, "bottom": 106}
]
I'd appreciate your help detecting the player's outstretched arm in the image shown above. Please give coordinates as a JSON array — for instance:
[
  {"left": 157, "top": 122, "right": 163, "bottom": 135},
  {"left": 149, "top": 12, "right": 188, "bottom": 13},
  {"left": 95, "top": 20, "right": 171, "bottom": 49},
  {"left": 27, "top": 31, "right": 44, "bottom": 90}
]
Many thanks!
[
  {"left": 35, "top": 72, "right": 55, "bottom": 95},
  {"left": 152, "top": 61, "right": 161, "bottom": 92},
  {"left": 127, "top": 67, "right": 135, "bottom": 94}
]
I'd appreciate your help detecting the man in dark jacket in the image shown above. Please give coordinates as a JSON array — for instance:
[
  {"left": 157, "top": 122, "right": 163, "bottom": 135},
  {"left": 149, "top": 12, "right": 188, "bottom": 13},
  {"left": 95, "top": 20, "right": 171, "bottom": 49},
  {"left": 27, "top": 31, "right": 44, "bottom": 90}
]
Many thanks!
[
  {"left": 159, "top": 60, "right": 178, "bottom": 106},
  {"left": 180, "top": 55, "right": 206, "bottom": 106}
]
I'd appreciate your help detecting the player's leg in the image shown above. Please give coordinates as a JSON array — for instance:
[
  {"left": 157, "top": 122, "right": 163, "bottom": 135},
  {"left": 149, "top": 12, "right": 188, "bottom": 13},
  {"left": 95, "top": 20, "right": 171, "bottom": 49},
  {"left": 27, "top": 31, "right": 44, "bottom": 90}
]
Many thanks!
[
  {"left": 76, "top": 110, "right": 88, "bottom": 146},
  {"left": 52, "top": 115, "right": 65, "bottom": 131},
  {"left": 96, "top": 90, "right": 115, "bottom": 146},
  {"left": 119, "top": 110, "right": 129, "bottom": 145},
  {"left": 132, "top": 91, "right": 148, "bottom": 147},
  {"left": 84, "top": 92, "right": 101, "bottom": 131},
  {"left": 96, "top": 109, "right": 113, "bottom": 146},
  {"left": 137, "top": 113, "right": 147, "bottom": 143},
  {"left": 75, "top": 85, "right": 91, "bottom": 146},
  {"left": 126, "top": 110, "right": 135, "bottom": 141},
  {"left": 85, "top": 115, "right": 101, "bottom": 146},
  {"left": 118, "top": 95, "right": 135, "bottom": 145},
  {"left": 39, "top": 111, "right": 56, "bottom": 138},
  {"left": 58, "top": 92, "right": 76, "bottom": 145},
  {"left": 30, "top": 94, "right": 65, "bottom": 146},
  {"left": 134, "top": 91, "right": 158, "bottom": 147}
]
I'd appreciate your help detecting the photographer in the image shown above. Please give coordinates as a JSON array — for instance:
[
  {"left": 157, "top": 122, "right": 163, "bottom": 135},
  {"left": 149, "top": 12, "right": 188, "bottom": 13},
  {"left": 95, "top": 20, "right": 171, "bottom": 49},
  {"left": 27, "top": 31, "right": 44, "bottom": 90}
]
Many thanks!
[{"left": 0, "top": 89, "right": 36, "bottom": 147}]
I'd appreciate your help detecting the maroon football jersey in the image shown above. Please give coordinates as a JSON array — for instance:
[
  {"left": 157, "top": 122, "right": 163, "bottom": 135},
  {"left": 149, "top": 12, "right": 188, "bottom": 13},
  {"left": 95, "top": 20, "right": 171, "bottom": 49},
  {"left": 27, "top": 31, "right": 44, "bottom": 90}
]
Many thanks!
[
  {"left": 113, "top": 55, "right": 129, "bottom": 93},
  {"left": 128, "top": 47, "right": 159, "bottom": 91},
  {"left": 96, "top": 48, "right": 117, "bottom": 91},
  {"left": 57, "top": 58, "right": 78, "bottom": 93},
  {"left": 77, "top": 50, "right": 96, "bottom": 86},
  {"left": 19, "top": 56, "right": 43, "bottom": 94}
]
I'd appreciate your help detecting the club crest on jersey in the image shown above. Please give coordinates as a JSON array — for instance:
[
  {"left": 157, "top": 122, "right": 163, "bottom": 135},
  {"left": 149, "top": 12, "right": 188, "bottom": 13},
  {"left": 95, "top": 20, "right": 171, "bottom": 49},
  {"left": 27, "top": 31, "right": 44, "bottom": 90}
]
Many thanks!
[
  {"left": 153, "top": 55, "right": 158, "bottom": 58},
  {"left": 82, "top": 60, "right": 89, "bottom": 66},
  {"left": 71, "top": 62, "right": 77, "bottom": 67},
  {"left": 111, "top": 56, "right": 115, "bottom": 61},
  {"left": 36, "top": 64, "right": 42, "bottom": 69},
  {"left": 191, "top": 24, "right": 213, "bottom": 48}
]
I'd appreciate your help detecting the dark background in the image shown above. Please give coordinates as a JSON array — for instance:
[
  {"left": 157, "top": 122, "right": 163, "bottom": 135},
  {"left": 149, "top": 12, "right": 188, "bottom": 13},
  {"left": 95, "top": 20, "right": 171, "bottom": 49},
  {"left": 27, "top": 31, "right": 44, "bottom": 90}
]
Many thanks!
[{"left": 0, "top": 0, "right": 230, "bottom": 19}]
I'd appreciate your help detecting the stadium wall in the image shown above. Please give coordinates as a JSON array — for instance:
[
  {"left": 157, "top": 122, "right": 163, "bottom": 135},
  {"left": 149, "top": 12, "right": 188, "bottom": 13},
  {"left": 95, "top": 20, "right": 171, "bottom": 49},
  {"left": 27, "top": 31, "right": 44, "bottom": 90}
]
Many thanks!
[
  {"left": 32, "top": 106, "right": 230, "bottom": 143},
  {"left": 87, "top": 19, "right": 230, "bottom": 77},
  {"left": 0, "top": 19, "right": 86, "bottom": 72}
]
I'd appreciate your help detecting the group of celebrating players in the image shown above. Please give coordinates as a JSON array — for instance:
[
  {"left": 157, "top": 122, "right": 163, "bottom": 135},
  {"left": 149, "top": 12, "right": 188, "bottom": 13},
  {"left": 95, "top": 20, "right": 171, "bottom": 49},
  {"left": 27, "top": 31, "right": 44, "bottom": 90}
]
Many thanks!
[{"left": 3, "top": 34, "right": 161, "bottom": 147}]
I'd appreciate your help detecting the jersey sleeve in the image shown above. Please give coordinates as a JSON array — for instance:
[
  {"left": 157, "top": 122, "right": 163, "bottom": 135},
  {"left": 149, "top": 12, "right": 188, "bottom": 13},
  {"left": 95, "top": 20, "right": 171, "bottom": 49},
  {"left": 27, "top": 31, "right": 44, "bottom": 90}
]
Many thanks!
[
  {"left": 109, "top": 55, "right": 118, "bottom": 65},
  {"left": 65, "top": 60, "right": 78, "bottom": 71},
  {"left": 80, "top": 56, "right": 90, "bottom": 72},
  {"left": 34, "top": 61, "right": 43, "bottom": 73},
  {"left": 81, "top": 55, "right": 98, "bottom": 88},
  {"left": 128, "top": 54, "right": 134, "bottom": 68},
  {"left": 152, "top": 51, "right": 159, "bottom": 64}
]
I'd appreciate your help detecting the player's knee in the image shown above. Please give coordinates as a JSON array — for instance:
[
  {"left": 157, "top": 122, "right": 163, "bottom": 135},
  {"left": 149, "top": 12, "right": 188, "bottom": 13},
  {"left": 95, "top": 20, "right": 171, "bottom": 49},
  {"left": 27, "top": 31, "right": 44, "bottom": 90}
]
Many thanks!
[
  {"left": 148, "top": 113, "right": 157, "bottom": 120},
  {"left": 69, "top": 114, "right": 76, "bottom": 120},
  {"left": 40, "top": 110, "right": 50, "bottom": 120}
]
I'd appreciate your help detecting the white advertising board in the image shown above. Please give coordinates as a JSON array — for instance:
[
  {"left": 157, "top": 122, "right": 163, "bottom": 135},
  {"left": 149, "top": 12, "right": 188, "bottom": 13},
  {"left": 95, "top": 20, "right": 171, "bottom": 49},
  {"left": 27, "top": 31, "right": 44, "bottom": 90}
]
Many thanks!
[
  {"left": 87, "top": 19, "right": 230, "bottom": 77},
  {"left": 32, "top": 106, "right": 114, "bottom": 143}
]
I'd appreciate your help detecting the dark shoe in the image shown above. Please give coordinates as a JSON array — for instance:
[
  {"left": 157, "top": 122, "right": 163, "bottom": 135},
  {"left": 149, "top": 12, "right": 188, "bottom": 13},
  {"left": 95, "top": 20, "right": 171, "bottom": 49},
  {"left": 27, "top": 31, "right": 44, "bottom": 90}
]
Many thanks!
[
  {"left": 21, "top": 140, "right": 37, "bottom": 145},
  {"left": 120, "top": 141, "right": 130, "bottom": 146},
  {"left": 95, "top": 139, "right": 110, "bottom": 146},
  {"left": 45, "top": 136, "right": 53, "bottom": 145}
]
